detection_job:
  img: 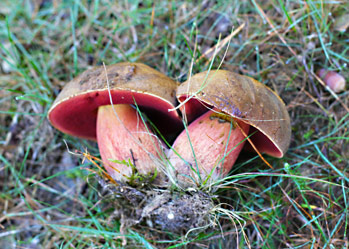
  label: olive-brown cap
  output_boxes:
[48,62,182,140]
[176,70,291,158]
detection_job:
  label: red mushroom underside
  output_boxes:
[48,90,181,140]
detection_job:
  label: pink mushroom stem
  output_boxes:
[168,109,250,185]
[97,104,164,182]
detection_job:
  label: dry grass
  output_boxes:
[0,0,348,248]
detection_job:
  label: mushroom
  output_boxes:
[168,70,291,185]
[48,62,182,182]
[316,69,346,93]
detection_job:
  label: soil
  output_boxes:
[96,175,215,235]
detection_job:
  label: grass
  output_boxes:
[1,0,348,248]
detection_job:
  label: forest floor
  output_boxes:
[0,0,348,248]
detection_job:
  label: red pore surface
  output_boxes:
[168,109,250,184]
[178,97,283,158]
[97,104,164,181]
[48,90,181,140]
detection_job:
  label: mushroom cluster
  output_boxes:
[48,63,291,187]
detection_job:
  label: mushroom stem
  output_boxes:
[168,110,249,185]
[96,104,164,182]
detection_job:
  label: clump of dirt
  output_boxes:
[149,190,214,233]
[96,175,215,234]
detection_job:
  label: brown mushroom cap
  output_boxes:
[48,62,182,140]
[176,70,291,158]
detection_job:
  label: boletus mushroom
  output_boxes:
[168,70,291,185]
[48,62,182,182]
